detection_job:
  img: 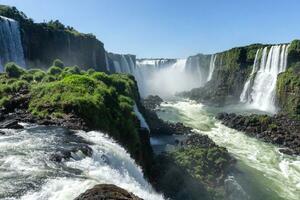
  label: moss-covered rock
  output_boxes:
[0,61,152,175]
[180,44,265,105]
[276,67,300,117]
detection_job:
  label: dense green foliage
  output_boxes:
[275,41,300,117]
[277,67,300,117]
[0,61,142,157]
[4,62,26,78]
[171,146,231,186]
[180,44,265,105]
[287,40,300,67]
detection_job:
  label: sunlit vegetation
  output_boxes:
[0,60,141,156]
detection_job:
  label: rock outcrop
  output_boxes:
[0,5,107,71]
[217,112,300,155]
[74,184,143,200]
[180,44,265,106]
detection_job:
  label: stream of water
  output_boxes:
[157,100,300,200]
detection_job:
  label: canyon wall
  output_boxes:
[0,5,107,71]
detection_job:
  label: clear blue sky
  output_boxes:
[0,0,299,58]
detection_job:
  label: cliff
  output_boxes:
[181,44,264,105]
[276,40,300,117]
[0,5,107,71]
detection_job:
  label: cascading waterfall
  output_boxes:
[207,54,217,81]
[104,53,110,71]
[157,100,300,200]
[0,16,26,71]
[240,49,261,102]
[0,125,164,200]
[107,55,214,97]
[240,44,289,113]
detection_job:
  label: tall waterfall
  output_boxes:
[0,16,26,71]
[240,44,289,113]
[240,49,261,102]
[0,125,164,200]
[207,54,217,81]
[107,54,213,97]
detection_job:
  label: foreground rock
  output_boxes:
[74,184,143,200]
[217,113,300,155]
[142,95,163,110]
[151,134,235,200]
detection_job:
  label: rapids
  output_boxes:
[0,124,164,200]
[157,100,300,200]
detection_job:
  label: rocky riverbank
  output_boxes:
[141,96,235,200]
[217,112,300,155]
[75,184,143,200]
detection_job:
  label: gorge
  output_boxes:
[0,4,300,200]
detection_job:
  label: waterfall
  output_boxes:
[0,16,26,71]
[105,53,110,71]
[240,44,289,113]
[134,104,150,131]
[207,54,217,81]
[240,49,261,102]
[120,55,132,73]
[0,125,164,200]
[107,54,212,97]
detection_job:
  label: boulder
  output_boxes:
[74,184,143,200]
[0,119,23,129]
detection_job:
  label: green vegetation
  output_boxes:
[0,61,141,158]
[5,62,26,78]
[170,146,231,187]
[180,44,265,105]
[277,67,300,117]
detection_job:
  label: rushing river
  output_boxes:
[157,100,300,200]
[0,124,164,200]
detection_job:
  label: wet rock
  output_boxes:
[142,95,163,111]
[50,144,93,162]
[0,119,23,129]
[74,184,143,200]
[217,112,300,155]
[184,134,216,148]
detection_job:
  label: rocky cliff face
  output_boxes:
[276,40,300,117]
[181,44,264,105]
[0,5,107,71]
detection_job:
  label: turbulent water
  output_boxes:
[0,16,26,71]
[157,100,300,200]
[0,124,164,200]
[107,55,218,97]
[240,45,289,113]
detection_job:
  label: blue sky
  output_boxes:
[0,0,299,58]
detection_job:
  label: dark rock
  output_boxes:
[0,130,5,135]
[74,184,143,200]
[142,95,163,111]
[0,119,23,129]
[184,134,216,148]
[217,112,300,155]
[50,144,93,162]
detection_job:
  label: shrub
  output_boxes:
[5,62,25,78]
[87,69,96,75]
[33,70,46,82]
[52,59,64,69]
[48,66,62,76]
[10,80,29,92]
[0,96,10,108]
[42,75,56,82]
[20,73,34,82]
